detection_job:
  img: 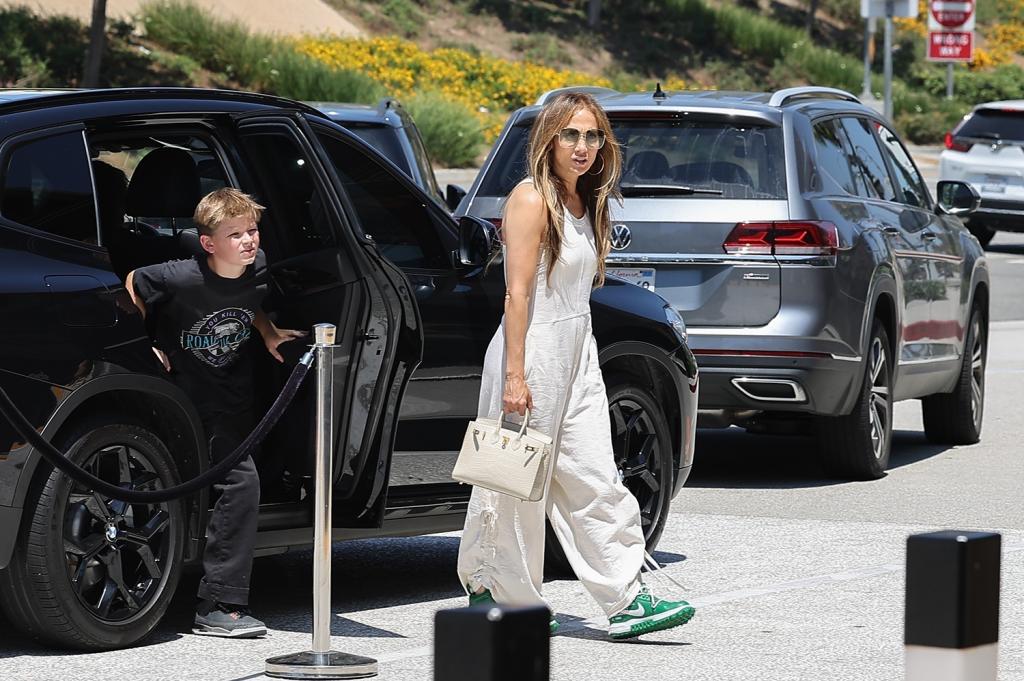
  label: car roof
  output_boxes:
[308,98,407,127]
[975,100,1024,112]
[0,88,79,103]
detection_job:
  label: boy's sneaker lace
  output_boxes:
[608,584,695,640]
[193,602,267,638]
[467,586,559,634]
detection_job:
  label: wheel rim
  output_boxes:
[868,337,890,461]
[63,444,172,624]
[609,395,666,542]
[970,315,985,432]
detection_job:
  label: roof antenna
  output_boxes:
[653,82,666,100]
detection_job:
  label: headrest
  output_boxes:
[125,147,200,218]
[625,151,669,181]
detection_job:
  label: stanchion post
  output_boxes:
[905,531,1000,681]
[266,324,378,680]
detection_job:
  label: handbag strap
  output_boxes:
[499,408,531,441]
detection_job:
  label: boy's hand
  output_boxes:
[264,327,307,363]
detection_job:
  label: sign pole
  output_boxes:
[946,62,954,99]
[862,17,873,99]
[883,0,894,121]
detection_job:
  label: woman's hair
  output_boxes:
[520,92,621,287]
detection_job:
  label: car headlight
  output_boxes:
[663,304,687,344]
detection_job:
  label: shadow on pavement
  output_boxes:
[688,426,953,489]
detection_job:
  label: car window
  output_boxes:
[406,124,441,197]
[345,124,411,176]
[0,131,98,245]
[956,108,1024,142]
[839,118,896,202]
[811,119,859,196]
[240,128,337,257]
[477,123,530,198]
[873,122,929,209]
[613,119,786,199]
[317,131,449,269]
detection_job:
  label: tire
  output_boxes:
[0,421,185,650]
[545,375,674,575]
[816,322,893,480]
[922,305,986,444]
[967,221,995,248]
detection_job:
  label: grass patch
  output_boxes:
[512,33,573,67]
[404,90,484,167]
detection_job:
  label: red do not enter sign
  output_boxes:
[930,0,973,28]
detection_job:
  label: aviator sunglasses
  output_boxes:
[556,127,607,149]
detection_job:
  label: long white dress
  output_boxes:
[456,193,647,616]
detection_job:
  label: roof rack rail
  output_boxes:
[534,86,619,106]
[768,86,860,108]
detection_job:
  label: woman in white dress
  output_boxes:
[456,92,695,639]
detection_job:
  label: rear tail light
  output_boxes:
[944,132,972,152]
[723,221,838,256]
[486,217,503,241]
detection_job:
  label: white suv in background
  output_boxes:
[939,100,1024,247]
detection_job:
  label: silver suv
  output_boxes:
[458,86,990,479]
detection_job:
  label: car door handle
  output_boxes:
[882,226,901,237]
[921,230,939,241]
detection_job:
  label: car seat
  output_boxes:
[623,150,670,183]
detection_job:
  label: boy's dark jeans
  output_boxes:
[197,410,260,607]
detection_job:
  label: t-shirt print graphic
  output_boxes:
[181,307,255,368]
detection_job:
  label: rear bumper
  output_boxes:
[692,350,863,416]
[971,198,1024,230]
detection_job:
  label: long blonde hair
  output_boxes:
[521,92,621,287]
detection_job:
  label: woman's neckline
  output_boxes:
[565,205,587,222]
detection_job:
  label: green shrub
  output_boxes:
[380,0,426,38]
[915,64,1024,104]
[140,0,382,103]
[512,33,573,68]
[404,90,484,167]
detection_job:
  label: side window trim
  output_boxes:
[868,118,934,210]
[0,123,102,249]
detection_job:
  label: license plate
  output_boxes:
[982,175,1007,193]
[608,267,655,292]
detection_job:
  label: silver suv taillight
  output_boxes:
[723,221,839,256]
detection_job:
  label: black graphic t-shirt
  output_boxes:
[132,251,268,419]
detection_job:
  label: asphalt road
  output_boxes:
[3,151,1023,680]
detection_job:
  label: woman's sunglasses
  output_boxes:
[556,127,607,149]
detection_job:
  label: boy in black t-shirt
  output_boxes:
[127,188,305,638]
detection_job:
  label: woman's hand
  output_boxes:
[503,373,534,416]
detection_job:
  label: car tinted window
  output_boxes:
[1,131,98,244]
[839,117,896,202]
[345,124,410,176]
[957,108,1024,142]
[874,122,929,208]
[811,119,859,195]
[406,124,441,197]
[476,123,530,197]
[614,119,786,199]
[317,132,448,269]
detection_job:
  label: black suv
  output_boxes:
[0,88,697,649]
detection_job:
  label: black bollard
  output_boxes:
[905,530,1001,681]
[435,605,550,681]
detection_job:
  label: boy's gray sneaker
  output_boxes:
[193,603,267,638]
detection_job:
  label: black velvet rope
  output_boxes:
[0,354,313,503]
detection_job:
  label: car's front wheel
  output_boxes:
[816,322,893,480]
[545,375,674,574]
[922,304,986,444]
[0,421,185,650]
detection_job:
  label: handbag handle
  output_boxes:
[497,409,531,442]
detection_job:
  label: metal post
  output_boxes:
[946,62,955,99]
[862,17,873,99]
[883,0,894,121]
[266,324,378,680]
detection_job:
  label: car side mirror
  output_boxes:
[446,184,467,212]
[456,216,497,268]
[936,180,980,217]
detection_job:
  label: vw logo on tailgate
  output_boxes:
[610,223,632,250]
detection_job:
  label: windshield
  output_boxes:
[477,117,786,199]
[956,108,1024,142]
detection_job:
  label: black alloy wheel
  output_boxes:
[0,422,185,650]
[544,377,673,575]
[922,304,987,444]
[817,321,893,480]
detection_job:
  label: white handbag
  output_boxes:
[452,409,553,502]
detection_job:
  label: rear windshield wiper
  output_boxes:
[619,183,724,197]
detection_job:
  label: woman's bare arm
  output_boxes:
[501,183,546,415]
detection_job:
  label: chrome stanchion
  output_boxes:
[266,324,378,680]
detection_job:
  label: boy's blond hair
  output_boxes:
[193,188,265,236]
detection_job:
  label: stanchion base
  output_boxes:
[265,651,378,679]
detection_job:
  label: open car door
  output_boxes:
[231,112,422,527]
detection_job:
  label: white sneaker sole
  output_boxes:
[192,624,267,638]
[608,603,693,637]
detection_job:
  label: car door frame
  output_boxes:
[231,110,423,527]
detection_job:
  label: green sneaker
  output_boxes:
[608,586,695,640]
[467,587,559,634]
